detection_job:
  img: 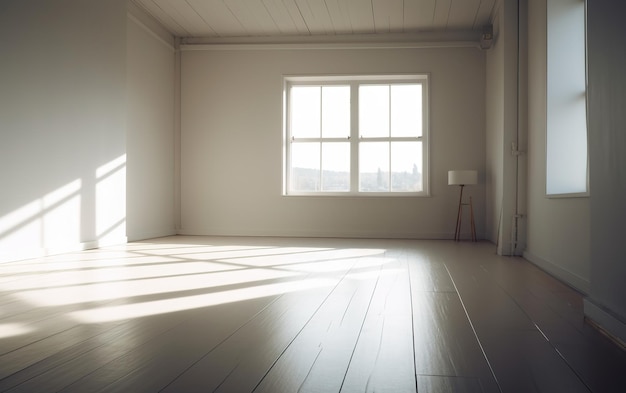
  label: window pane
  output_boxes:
[359,85,389,137]
[322,86,350,138]
[391,141,422,192]
[546,0,587,195]
[359,142,389,191]
[291,142,320,191]
[321,142,350,191]
[391,84,422,137]
[291,86,320,138]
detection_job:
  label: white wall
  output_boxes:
[523,0,590,292]
[585,0,626,344]
[180,46,486,239]
[126,10,176,241]
[0,0,127,262]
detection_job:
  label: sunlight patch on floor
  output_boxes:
[0,323,34,339]
[13,267,305,306]
[1,240,394,324]
[1,261,241,291]
[214,248,386,267]
[69,277,339,323]
[0,255,183,276]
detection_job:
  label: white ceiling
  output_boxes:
[131,0,497,40]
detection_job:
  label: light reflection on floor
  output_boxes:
[0,236,393,329]
[68,277,341,323]
[0,323,34,339]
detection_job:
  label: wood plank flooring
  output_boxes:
[0,236,624,393]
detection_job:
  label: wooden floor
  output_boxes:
[0,236,624,393]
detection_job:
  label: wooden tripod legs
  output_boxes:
[454,185,464,241]
[454,185,477,242]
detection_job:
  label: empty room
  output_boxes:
[1,0,625,392]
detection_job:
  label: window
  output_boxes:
[284,75,429,196]
[546,0,588,196]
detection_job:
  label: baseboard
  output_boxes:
[523,250,590,294]
[584,298,626,349]
[176,227,480,240]
[127,229,177,242]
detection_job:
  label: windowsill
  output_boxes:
[545,191,590,199]
[283,192,431,198]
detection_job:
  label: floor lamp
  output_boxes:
[448,170,478,242]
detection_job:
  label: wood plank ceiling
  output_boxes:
[131,0,497,39]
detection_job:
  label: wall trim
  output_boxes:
[523,250,590,293]
[126,5,175,52]
[180,30,481,50]
[127,229,177,243]
[127,13,175,52]
[176,227,484,241]
[181,41,480,52]
[584,298,626,348]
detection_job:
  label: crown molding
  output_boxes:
[180,31,481,51]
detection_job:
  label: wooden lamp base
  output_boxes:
[454,185,477,242]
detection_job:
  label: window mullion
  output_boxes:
[388,85,392,191]
[319,87,323,190]
[286,83,294,194]
[388,142,392,192]
[350,83,359,193]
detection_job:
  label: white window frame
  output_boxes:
[546,0,589,198]
[283,74,429,197]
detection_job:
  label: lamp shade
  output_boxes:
[448,170,478,186]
